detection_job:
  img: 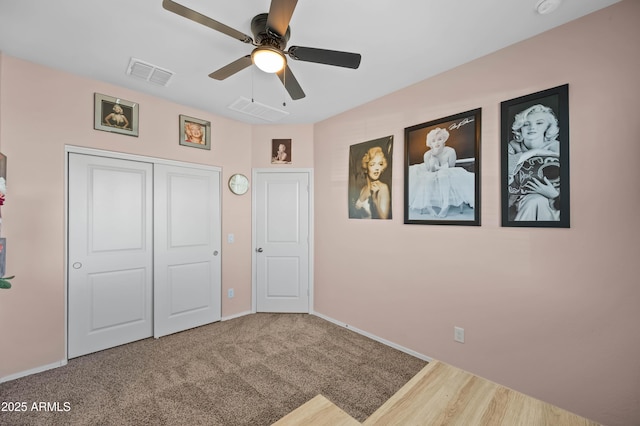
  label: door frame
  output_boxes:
[251,168,314,314]
[64,145,221,361]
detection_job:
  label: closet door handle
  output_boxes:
[256,248,263,253]
[213,251,219,256]
[72,262,82,269]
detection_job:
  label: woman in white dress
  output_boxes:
[408,127,474,217]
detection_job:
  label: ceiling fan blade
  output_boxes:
[208,55,253,80]
[266,0,298,38]
[163,0,253,44]
[276,65,305,100]
[288,46,361,69]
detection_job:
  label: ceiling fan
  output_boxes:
[162,0,362,100]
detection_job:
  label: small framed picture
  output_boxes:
[500,84,569,228]
[179,115,211,150]
[404,109,481,225]
[94,93,139,137]
[271,139,292,164]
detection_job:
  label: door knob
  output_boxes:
[72,262,82,269]
[256,247,263,253]
[213,251,219,256]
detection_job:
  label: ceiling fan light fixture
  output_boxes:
[252,46,286,73]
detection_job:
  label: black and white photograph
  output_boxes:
[501,84,569,228]
[404,109,481,226]
[94,93,139,137]
[271,139,292,164]
[348,136,393,220]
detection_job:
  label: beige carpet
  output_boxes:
[0,313,426,425]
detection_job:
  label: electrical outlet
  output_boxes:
[228,288,234,298]
[454,326,465,343]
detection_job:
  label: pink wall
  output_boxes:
[0,56,255,376]
[312,2,639,426]
[226,124,314,312]
[251,123,314,168]
[0,52,317,382]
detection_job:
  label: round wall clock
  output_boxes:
[228,173,249,195]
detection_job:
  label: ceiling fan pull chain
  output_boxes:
[282,68,287,106]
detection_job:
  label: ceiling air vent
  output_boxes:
[126,58,174,87]
[228,97,290,122]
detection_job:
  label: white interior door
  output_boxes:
[68,153,153,358]
[254,171,310,313]
[153,164,221,338]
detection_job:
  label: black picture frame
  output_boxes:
[94,93,139,137]
[404,109,481,225]
[500,84,569,228]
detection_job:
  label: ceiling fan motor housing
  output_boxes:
[251,13,290,50]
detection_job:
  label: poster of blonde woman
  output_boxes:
[179,115,211,150]
[349,136,393,219]
[500,84,570,228]
[404,109,481,226]
[94,93,139,137]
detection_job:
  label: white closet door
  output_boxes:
[68,154,153,358]
[153,164,221,338]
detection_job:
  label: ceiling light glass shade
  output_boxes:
[252,47,286,73]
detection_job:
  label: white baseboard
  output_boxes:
[221,310,253,322]
[312,312,433,362]
[0,359,68,384]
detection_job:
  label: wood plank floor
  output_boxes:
[363,361,598,425]
[273,360,600,425]
[272,395,360,426]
